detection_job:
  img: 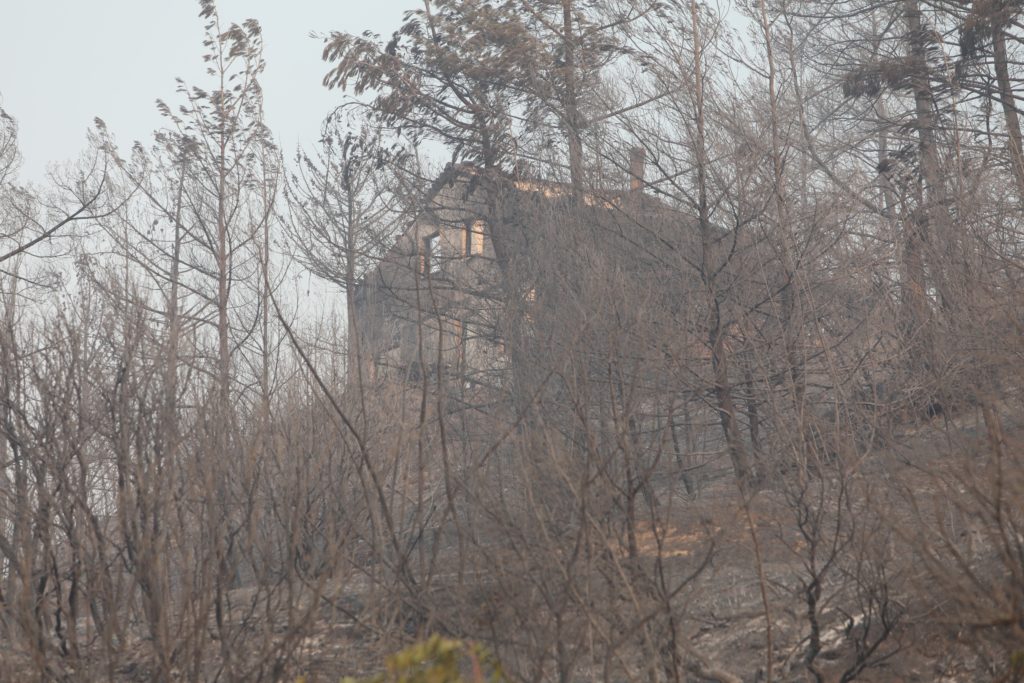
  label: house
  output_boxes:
[349,150,737,400]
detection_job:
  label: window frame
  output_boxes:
[422,231,441,276]
[464,220,485,256]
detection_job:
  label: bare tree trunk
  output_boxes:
[991,26,1024,199]
[562,0,584,194]
[758,0,804,410]
[689,0,753,490]
[901,0,943,381]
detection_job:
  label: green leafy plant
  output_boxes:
[296,635,506,683]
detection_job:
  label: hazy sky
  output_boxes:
[0,0,412,183]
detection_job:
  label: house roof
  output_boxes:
[352,162,722,301]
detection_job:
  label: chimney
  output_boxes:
[629,147,646,195]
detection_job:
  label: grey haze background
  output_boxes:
[0,0,411,183]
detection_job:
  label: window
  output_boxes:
[422,232,441,275]
[464,220,485,256]
[523,288,536,325]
